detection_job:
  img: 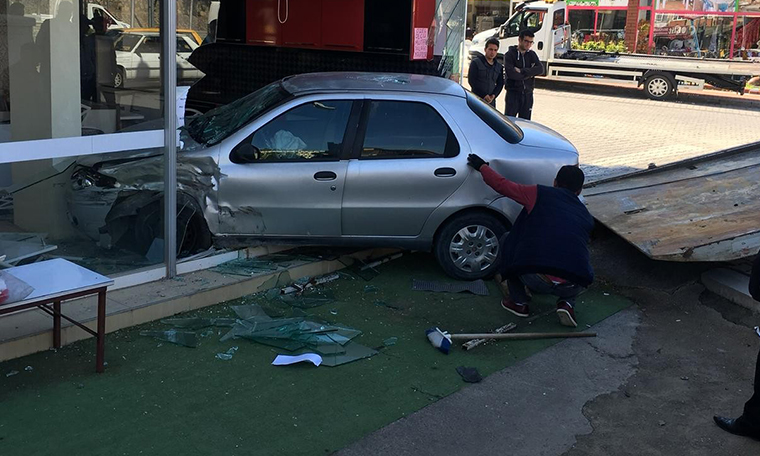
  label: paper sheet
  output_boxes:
[272,353,322,367]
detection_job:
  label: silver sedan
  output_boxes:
[67,72,579,280]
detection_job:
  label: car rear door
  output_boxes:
[341,95,469,237]
[216,96,360,236]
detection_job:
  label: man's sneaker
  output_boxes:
[556,301,578,327]
[501,298,529,317]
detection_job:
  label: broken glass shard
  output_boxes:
[383,337,398,347]
[139,329,198,348]
[216,346,239,361]
[231,304,273,321]
[319,342,378,367]
[160,317,237,329]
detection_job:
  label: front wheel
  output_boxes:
[434,212,507,280]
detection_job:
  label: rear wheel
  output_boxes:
[644,72,675,100]
[114,67,125,89]
[434,212,507,280]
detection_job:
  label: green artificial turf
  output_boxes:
[0,253,631,456]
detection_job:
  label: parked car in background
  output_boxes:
[112,29,204,88]
[66,72,579,280]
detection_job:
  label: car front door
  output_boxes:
[216,97,359,236]
[341,96,469,237]
[134,35,161,83]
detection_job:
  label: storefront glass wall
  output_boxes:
[0,0,202,279]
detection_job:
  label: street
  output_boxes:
[484,79,760,182]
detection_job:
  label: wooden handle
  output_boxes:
[450,332,596,340]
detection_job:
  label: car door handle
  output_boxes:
[434,167,457,177]
[314,171,337,181]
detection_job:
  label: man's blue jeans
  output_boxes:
[507,274,585,307]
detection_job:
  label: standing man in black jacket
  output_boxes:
[504,30,544,120]
[714,250,760,439]
[468,38,504,107]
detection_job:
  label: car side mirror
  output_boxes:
[230,143,261,164]
[498,27,506,39]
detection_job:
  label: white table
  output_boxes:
[0,259,114,373]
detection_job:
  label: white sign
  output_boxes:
[413,27,429,60]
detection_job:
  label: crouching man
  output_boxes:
[467,153,594,327]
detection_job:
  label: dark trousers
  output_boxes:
[739,345,760,430]
[507,274,585,307]
[505,90,534,120]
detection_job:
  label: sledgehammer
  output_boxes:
[425,326,596,354]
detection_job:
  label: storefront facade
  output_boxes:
[467,0,760,58]
[567,0,760,58]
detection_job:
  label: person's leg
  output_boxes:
[505,91,520,117]
[739,345,760,429]
[552,282,584,328]
[715,344,760,438]
[503,275,531,317]
[519,91,534,120]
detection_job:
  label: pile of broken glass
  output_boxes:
[145,304,377,367]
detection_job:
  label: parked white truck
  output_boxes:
[469,0,759,100]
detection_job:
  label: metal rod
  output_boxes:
[162,0,178,278]
[450,332,596,340]
[38,304,98,337]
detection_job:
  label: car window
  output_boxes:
[115,34,141,52]
[466,92,523,144]
[505,10,545,38]
[139,36,161,54]
[247,100,353,162]
[177,37,194,53]
[360,101,458,159]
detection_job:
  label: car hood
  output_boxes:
[514,119,577,154]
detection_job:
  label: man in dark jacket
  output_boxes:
[467,153,594,327]
[503,30,544,120]
[468,38,504,107]
[714,250,760,439]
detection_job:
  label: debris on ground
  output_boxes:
[383,337,398,347]
[462,323,517,351]
[160,317,237,329]
[220,304,377,367]
[412,279,489,296]
[455,366,483,383]
[374,300,404,311]
[211,258,281,276]
[364,285,379,293]
[281,273,340,295]
[272,353,322,366]
[215,346,239,361]
[24,366,32,372]
[6,370,19,377]
[139,329,199,348]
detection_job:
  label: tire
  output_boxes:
[434,212,507,280]
[133,200,212,257]
[114,68,125,89]
[643,72,675,100]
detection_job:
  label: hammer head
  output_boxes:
[425,327,452,354]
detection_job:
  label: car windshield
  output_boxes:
[115,34,141,52]
[465,92,523,144]
[183,82,293,146]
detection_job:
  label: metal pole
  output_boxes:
[459,0,468,83]
[130,0,134,28]
[190,0,194,31]
[162,0,178,278]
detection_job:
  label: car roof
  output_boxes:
[281,72,466,98]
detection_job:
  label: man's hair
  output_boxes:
[519,30,535,40]
[485,38,500,49]
[555,165,585,193]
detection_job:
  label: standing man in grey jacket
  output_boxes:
[468,38,504,107]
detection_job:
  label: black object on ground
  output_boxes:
[412,279,490,296]
[456,366,483,383]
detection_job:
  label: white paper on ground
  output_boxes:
[272,353,322,367]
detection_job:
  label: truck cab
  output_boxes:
[469,1,569,67]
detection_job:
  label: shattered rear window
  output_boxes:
[183,82,292,146]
